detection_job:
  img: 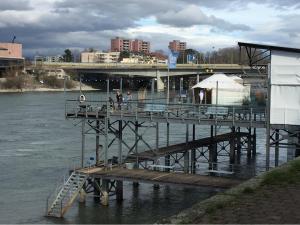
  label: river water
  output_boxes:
[0,92,290,224]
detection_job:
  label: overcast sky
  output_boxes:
[0,0,299,57]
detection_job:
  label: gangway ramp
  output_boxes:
[127,132,249,161]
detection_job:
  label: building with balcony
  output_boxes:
[81,51,120,63]
[111,37,150,53]
[168,40,187,52]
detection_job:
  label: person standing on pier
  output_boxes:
[116,91,123,110]
[125,91,133,110]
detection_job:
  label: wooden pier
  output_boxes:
[78,167,241,189]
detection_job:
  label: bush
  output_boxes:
[2,76,24,89]
[65,80,75,89]
[43,76,64,88]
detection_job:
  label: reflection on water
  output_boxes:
[0,92,291,224]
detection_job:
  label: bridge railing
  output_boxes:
[65,98,266,125]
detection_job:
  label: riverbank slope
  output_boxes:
[164,157,300,224]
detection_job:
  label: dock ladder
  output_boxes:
[46,171,88,217]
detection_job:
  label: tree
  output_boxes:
[177,49,199,64]
[63,49,73,62]
[118,51,130,62]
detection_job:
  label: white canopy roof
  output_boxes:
[192,73,245,90]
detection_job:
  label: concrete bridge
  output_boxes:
[37,62,259,77]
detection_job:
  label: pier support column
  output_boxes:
[229,127,236,164]
[253,115,257,155]
[154,122,160,189]
[96,120,100,166]
[116,180,123,202]
[236,127,241,163]
[81,119,86,168]
[133,121,139,187]
[79,189,86,203]
[165,123,170,172]
[209,125,218,170]
[118,120,123,165]
[191,124,196,174]
[275,129,279,167]
[184,124,190,173]
[247,128,252,158]
[101,179,109,206]
[94,178,101,201]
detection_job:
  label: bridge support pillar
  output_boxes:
[156,71,164,91]
[116,181,123,202]
[101,179,109,206]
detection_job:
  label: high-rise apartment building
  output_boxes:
[111,37,150,53]
[168,40,186,52]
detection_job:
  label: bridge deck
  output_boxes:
[127,132,249,161]
[78,167,241,189]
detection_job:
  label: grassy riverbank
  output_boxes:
[164,157,300,224]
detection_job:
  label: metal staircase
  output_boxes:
[46,171,88,217]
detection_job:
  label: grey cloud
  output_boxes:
[156,5,251,31]
[0,0,32,11]
[1,0,299,57]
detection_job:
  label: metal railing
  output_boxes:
[65,99,266,126]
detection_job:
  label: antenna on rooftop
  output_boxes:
[12,36,16,43]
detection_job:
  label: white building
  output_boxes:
[81,51,120,63]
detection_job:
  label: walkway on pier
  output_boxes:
[127,132,249,161]
[78,167,241,189]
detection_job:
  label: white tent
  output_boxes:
[192,73,250,105]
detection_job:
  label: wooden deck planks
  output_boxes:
[83,168,241,188]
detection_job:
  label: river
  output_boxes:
[0,91,289,224]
